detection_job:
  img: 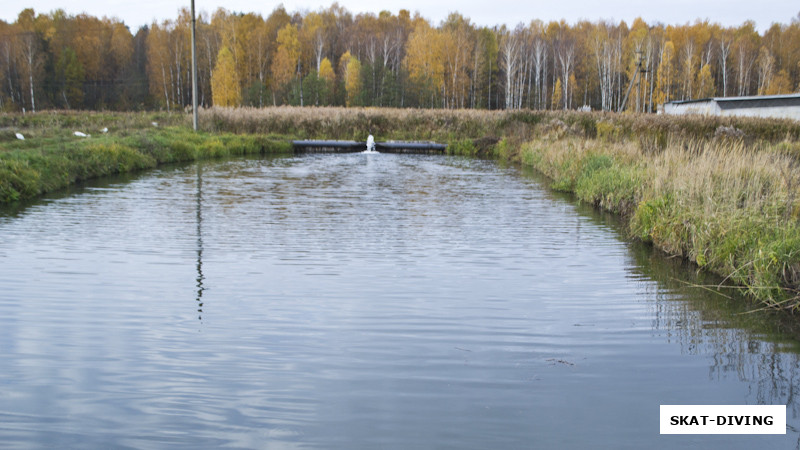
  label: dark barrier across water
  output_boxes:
[291,140,447,154]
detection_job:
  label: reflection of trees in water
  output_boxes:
[707,342,799,411]
[707,349,800,447]
[519,167,800,446]
[628,242,800,433]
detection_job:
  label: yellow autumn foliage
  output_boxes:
[211,46,241,107]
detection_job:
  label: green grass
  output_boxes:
[0,112,291,202]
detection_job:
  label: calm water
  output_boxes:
[0,153,799,449]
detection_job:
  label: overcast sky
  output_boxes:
[4,1,799,33]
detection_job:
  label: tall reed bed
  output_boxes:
[199,106,506,141]
[521,133,800,310]
[199,106,800,148]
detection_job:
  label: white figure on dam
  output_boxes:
[366,134,376,152]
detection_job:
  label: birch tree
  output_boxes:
[500,24,523,109]
[654,41,675,106]
[591,22,621,111]
[555,30,575,109]
[717,29,733,96]
[211,46,240,106]
[756,46,774,95]
[271,23,300,104]
[441,13,473,109]
[404,20,444,107]
[732,22,759,96]
[15,9,41,112]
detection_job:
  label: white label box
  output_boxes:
[660,405,786,434]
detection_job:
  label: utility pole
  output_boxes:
[618,50,648,113]
[191,0,199,131]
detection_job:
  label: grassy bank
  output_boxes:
[0,111,291,202]
[2,107,800,311]
[520,134,800,309]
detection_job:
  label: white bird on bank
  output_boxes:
[74,131,90,138]
[15,133,24,140]
[151,121,158,127]
[101,127,108,133]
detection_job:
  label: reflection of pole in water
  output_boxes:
[196,165,204,322]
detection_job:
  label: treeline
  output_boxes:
[1,6,799,112]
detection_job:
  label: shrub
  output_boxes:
[0,159,40,202]
[447,139,477,156]
[597,121,623,142]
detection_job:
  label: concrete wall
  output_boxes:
[662,101,720,116]
[719,106,800,121]
[662,99,800,121]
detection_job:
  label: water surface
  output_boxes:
[0,153,798,449]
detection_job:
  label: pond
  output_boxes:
[0,152,798,449]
